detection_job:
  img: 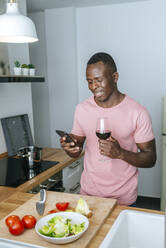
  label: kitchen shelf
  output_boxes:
[0,75,45,83]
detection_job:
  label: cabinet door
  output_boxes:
[63,158,83,193]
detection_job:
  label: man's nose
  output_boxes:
[91,80,99,90]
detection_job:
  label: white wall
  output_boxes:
[44,7,78,148]
[76,0,166,197]
[0,0,34,154]
[29,12,51,147]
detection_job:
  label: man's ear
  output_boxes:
[112,72,119,83]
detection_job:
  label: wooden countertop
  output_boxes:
[0,190,163,247]
[0,187,16,202]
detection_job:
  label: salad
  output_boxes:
[39,215,85,238]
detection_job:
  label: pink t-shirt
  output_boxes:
[71,95,154,205]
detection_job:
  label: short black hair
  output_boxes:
[87,52,117,73]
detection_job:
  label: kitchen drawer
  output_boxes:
[64,182,81,194]
[63,159,82,178]
[63,158,83,193]
[63,167,81,191]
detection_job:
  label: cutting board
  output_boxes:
[0,191,116,248]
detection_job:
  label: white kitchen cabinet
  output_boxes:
[63,157,84,194]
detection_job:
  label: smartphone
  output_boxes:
[56,130,76,144]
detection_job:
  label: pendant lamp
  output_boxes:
[0,0,38,43]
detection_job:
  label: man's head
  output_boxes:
[87,52,117,75]
[86,52,119,106]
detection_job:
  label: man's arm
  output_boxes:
[60,134,85,158]
[99,138,157,168]
[119,139,156,168]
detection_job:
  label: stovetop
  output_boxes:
[0,157,59,187]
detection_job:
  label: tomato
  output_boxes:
[8,220,24,235]
[22,215,37,229]
[5,215,20,228]
[56,202,69,211]
[48,209,59,214]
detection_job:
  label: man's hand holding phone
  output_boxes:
[56,130,82,156]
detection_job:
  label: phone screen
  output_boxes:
[56,130,76,144]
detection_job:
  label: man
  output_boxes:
[60,52,156,206]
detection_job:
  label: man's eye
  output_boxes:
[97,79,102,83]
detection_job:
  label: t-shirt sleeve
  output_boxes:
[134,108,154,143]
[71,105,85,137]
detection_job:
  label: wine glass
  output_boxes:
[96,117,111,161]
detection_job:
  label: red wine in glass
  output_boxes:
[96,117,111,161]
[96,117,111,140]
[96,130,111,140]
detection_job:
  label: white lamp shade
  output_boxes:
[0,3,38,43]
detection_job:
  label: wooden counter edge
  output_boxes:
[0,152,8,159]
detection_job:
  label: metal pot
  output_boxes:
[17,146,43,167]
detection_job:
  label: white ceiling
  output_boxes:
[27,0,147,12]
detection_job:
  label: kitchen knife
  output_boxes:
[36,189,46,215]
